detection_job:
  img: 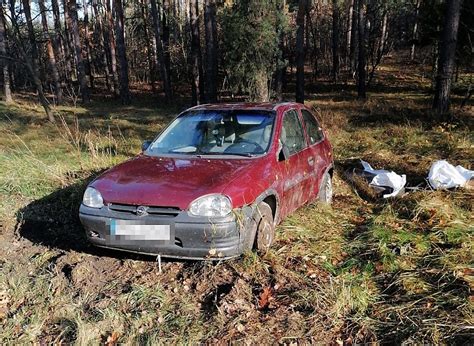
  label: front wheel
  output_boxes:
[318,172,333,204]
[253,202,275,253]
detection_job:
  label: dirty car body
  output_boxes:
[79,102,334,260]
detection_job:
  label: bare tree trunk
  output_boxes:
[346,0,353,67]
[162,0,172,96]
[51,0,64,54]
[275,41,286,101]
[275,0,286,101]
[305,5,310,54]
[410,0,421,61]
[307,6,318,79]
[0,2,12,102]
[7,0,15,94]
[150,0,172,100]
[367,7,388,87]
[254,70,269,102]
[204,0,218,102]
[460,83,472,108]
[196,0,205,104]
[380,9,388,55]
[106,0,119,94]
[431,38,438,89]
[21,0,55,121]
[62,0,76,81]
[51,0,69,85]
[67,0,90,103]
[331,0,339,82]
[83,0,94,89]
[114,0,130,104]
[38,0,62,104]
[92,0,112,91]
[350,0,358,74]
[357,0,366,99]
[190,0,204,105]
[140,0,156,93]
[171,0,178,42]
[296,0,306,103]
[433,0,463,116]
[8,59,14,92]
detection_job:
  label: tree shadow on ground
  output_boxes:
[15,169,161,262]
[347,105,473,129]
[340,216,473,344]
[1,94,190,141]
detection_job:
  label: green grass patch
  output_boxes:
[0,61,473,343]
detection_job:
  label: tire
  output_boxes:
[318,172,333,204]
[253,202,275,253]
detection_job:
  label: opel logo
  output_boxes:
[136,206,148,216]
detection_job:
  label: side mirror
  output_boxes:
[277,141,290,161]
[142,140,152,152]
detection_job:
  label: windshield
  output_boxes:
[146,110,275,157]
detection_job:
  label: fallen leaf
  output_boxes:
[375,262,384,273]
[258,286,273,310]
[462,268,474,276]
[106,331,119,346]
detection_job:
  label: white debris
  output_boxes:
[361,160,407,198]
[428,160,474,189]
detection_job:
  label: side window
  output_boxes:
[301,109,324,144]
[280,110,306,155]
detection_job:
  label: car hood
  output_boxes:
[91,155,256,209]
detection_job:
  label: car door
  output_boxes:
[277,109,309,218]
[300,108,327,200]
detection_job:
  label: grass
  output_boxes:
[0,57,473,343]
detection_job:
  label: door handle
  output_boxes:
[307,157,314,166]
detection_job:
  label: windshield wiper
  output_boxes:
[222,152,256,157]
[194,151,256,158]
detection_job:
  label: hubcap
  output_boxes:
[258,218,272,247]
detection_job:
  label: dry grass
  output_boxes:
[0,59,473,343]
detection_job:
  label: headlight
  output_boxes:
[83,187,104,208]
[188,194,232,217]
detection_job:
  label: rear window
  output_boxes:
[301,109,324,144]
[281,109,307,155]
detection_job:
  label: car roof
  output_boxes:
[187,102,302,112]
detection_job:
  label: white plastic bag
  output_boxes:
[428,160,474,189]
[360,160,407,198]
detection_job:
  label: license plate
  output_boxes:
[109,219,171,241]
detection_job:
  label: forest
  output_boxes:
[0,0,472,115]
[0,0,473,344]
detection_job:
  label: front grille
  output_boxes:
[108,203,180,217]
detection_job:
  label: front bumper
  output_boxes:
[79,204,256,260]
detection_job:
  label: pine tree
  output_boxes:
[433,0,463,116]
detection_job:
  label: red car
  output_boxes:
[79,102,333,259]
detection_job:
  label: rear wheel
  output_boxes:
[253,202,275,253]
[318,172,333,204]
